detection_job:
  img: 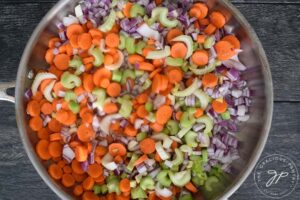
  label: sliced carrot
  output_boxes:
[139,62,155,71]
[212,99,228,114]
[154,152,162,162]
[222,35,241,49]
[215,40,236,61]
[27,100,41,117]
[94,174,105,183]
[29,116,43,131]
[149,68,162,79]
[204,23,217,35]
[128,54,145,65]
[70,35,79,48]
[189,3,208,19]
[37,128,50,140]
[66,24,84,39]
[53,82,65,96]
[62,173,75,187]
[109,143,127,156]
[150,122,164,133]
[82,73,94,92]
[120,178,131,193]
[103,102,118,114]
[166,28,183,44]
[199,18,210,26]
[123,2,133,18]
[48,118,62,132]
[72,159,85,175]
[56,109,69,123]
[194,108,204,118]
[48,37,60,48]
[36,139,51,160]
[139,138,156,154]
[197,35,206,44]
[73,185,84,196]
[53,53,70,70]
[105,33,120,48]
[95,146,108,157]
[78,33,93,50]
[171,141,178,150]
[48,163,63,180]
[49,133,62,142]
[167,68,183,84]
[192,50,209,66]
[77,124,96,142]
[83,56,95,65]
[57,160,66,168]
[210,11,226,28]
[104,54,114,65]
[89,28,103,38]
[63,165,73,174]
[106,82,121,97]
[175,111,183,121]
[124,125,137,137]
[142,47,155,57]
[48,141,62,158]
[87,163,103,178]
[41,102,53,115]
[134,154,148,166]
[100,78,111,88]
[75,145,88,162]
[136,105,148,119]
[83,176,95,190]
[202,73,218,88]
[93,68,112,86]
[170,42,187,58]
[156,105,173,125]
[45,49,54,64]
[152,74,162,93]
[136,93,149,104]
[152,59,164,68]
[185,182,198,193]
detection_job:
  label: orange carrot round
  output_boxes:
[36,139,51,160]
[156,105,173,125]
[212,99,228,113]
[171,42,187,58]
[124,125,137,137]
[202,73,218,88]
[29,116,43,131]
[139,138,156,154]
[77,124,96,142]
[66,24,84,39]
[48,163,63,180]
[120,178,131,193]
[62,173,75,187]
[192,50,209,66]
[71,159,85,175]
[109,143,127,156]
[215,40,236,61]
[82,176,95,190]
[48,141,62,158]
[167,68,183,84]
[53,53,70,70]
[87,163,103,178]
[166,28,183,44]
[27,100,41,117]
[78,33,93,50]
[73,185,84,196]
[105,33,120,48]
[75,145,88,162]
[103,102,118,114]
[106,82,121,97]
[41,102,53,115]
[222,35,241,49]
[210,11,226,28]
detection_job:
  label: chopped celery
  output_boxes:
[190,62,216,75]
[166,120,179,135]
[92,88,106,111]
[202,149,208,163]
[69,101,80,114]
[127,153,139,172]
[121,173,127,179]
[172,78,199,97]
[130,180,137,188]
[169,148,184,166]
[191,156,207,186]
[135,173,144,183]
[107,176,121,195]
[118,34,126,50]
[205,176,219,192]
[61,72,81,89]
[135,69,144,77]
[180,112,196,128]
[130,4,145,17]
[146,46,171,59]
[101,184,108,194]
[136,41,147,55]
[99,10,116,32]
[179,194,193,200]
[150,7,178,28]
[181,62,189,72]
[196,115,213,134]
[156,170,172,187]
[118,97,133,118]
[193,42,199,51]
[142,79,152,90]
[166,57,184,67]
[184,131,198,148]
[89,47,104,67]
[221,110,231,120]
[179,145,193,155]
[145,102,153,112]
[121,69,135,84]
[64,91,76,102]
[140,176,155,190]
[69,55,82,68]
[171,35,193,58]
[131,187,147,199]
[194,89,211,109]
[168,170,191,187]
[155,142,170,160]
[93,185,101,195]
[171,165,179,172]
[125,37,136,54]
[112,70,122,83]
[177,126,192,138]
[146,112,156,123]
[162,127,170,135]
[136,132,147,142]
[203,36,215,49]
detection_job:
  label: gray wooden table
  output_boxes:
[0,0,299,199]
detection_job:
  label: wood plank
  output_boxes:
[0,101,298,199]
[0,3,299,101]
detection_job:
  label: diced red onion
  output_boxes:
[77,94,86,102]
[43,116,51,127]
[134,119,144,130]
[193,123,205,132]
[63,144,75,163]
[226,68,240,81]
[140,125,150,132]
[212,137,227,149]
[149,168,161,178]
[24,89,32,101]
[136,163,147,174]
[153,95,166,109]
[120,119,128,128]
[223,59,247,71]
[58,31,66,41]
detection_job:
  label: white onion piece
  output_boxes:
[99,114,122,135]
[75,5,84,23]
[42,80,56,102]
[170,136,182,144]
[63,15,79,27]
[101,153,118,171]
[155,142,170,160]
[222,59,246,71]
[137,23,160,41]
[105,50,124,70]
[99,39,110,52]
[31,72,57,95]
[134,119,144,130]
[155,184,172,198]
[128,140,140,151]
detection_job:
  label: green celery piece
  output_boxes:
[171,35,193,58]
[125,37,136,54]
[202,149,208,163]
[118,34,126,50]
[107,176,121,195]
[162,127,170,135]
[180,112,196,128]
[146,46,171,59]
[203,36,215,49]
[92,88,106,111]
[179,145,192,155]
[221,110,231,120]
[136,132,147,142]
[156,170,172,187]
[121,69,135,84]
[93,185,102,195]
[99,10,116,32]
[112,70,123,83]
[204,176,219,192]
[131,187,147,199]
[191,156,207,186]
[89,47,104,67]
[170,148,184,166]
[168,170,191,187]
[61,72,81,89]
[172,78,199,97]
[194,89,211,110]
[189,62,216,75]
[150,7,178,28]
[196,115,213,134]
[135,69,144,77]
[118,97,133,118]
[69,55,82,68]
[184,131,198,148]
[64,91,76,102]
[136,41,147,55]
[130,4,145,17]
[68,101,80,114]
[166,57,184,67]
[101,184,108,194]
[179,194,193,200]
[145,102,153,112]
[127,153,139,172]
[177,126,192,138]
[142,79,152,90]
[140,176,155,190]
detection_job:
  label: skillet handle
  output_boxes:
[0,82,15,103]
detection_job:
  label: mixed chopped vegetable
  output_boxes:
[26,0,251,199]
